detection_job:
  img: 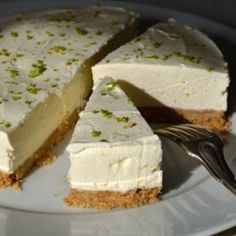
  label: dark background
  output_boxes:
[0,0,235,28]
[122,0,236,28]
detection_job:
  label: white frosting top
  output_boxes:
[92,19,229,111]
[0,6,137,132]
[69,77,155,147]
[98,19,227,73]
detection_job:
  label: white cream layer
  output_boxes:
[67,77,162,192]
[92,19,229,111]
[0,6,138,172]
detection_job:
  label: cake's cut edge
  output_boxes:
[0,109,79,188]
[140,107,230,133]
[64,187,161,210]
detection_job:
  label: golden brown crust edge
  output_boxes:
[64,187,161,210]
[0,110,79,188]
[139,107,230,133]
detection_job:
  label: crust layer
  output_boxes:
[0,110,79,188]
[139,107,230,133]
[64,187,161,210]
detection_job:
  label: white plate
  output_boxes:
[0,0,235,235]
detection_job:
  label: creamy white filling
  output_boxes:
[92,64,229,110]
[0,68,90,172]
[68,136,162,192]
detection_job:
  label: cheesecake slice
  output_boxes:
[92,19,230,132]
[0,6,138,187]
[64,77,162,209]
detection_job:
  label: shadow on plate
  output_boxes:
[160,137,200,195]
[161,131,236,196]
[212,35,236,115]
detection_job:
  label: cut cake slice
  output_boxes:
[0,6,138,187]
[65,77,162,209]
[92,19,230,132]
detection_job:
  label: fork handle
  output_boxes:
[155,127,236,195]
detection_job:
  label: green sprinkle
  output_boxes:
[91,130,101,137]
[26,34,33,40]
[182,54,195,62]
[75,26,88,35]
[26,84,41,94]
[46,31,54,37]
[16,53,24,58]
[207,67,214,72]
[4,122,12,128]
[15,17,22,22]
[96,30,103,35]
[9,69,19,78]
[0,49,10,57]
[162,54,172,61]
[100,139,108,142]
[65,58,79,66]
[127,98,133,105]
[145,55,159,60]
[50,83,57,88]
[59,32,66,37]
[172,51,181,57]
[12,95,21,101]
[124,122,137,129]
[172,51,196,63]
[0,34,4,39]
[94,10,100,18]
[92,110,99,114]
[29,60,47,78]
[196,57,202,64]
[13,53,24,62]
[116,116,129,123]
[50,46,66,55]
[101,109,112,119]
[134,38,141,43]
[153,42,162,49]
[106,81,117,91]
[49,16,62,23]
[24,100,33,105]
[10,31,18,38]
[151,168,158,173]
[100,90,107,96]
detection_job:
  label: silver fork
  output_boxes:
[153,124,236,195]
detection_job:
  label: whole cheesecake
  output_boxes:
[0,6,138,187]
[64,77,162,209]
[92,19,230,132]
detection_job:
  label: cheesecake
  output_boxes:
[64,77,162,209]
[0,6,138,187]
[92,19,230,132]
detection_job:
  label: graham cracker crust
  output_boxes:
[0,110,79,188]
[64,187,161,210]
[139,107,230,133]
